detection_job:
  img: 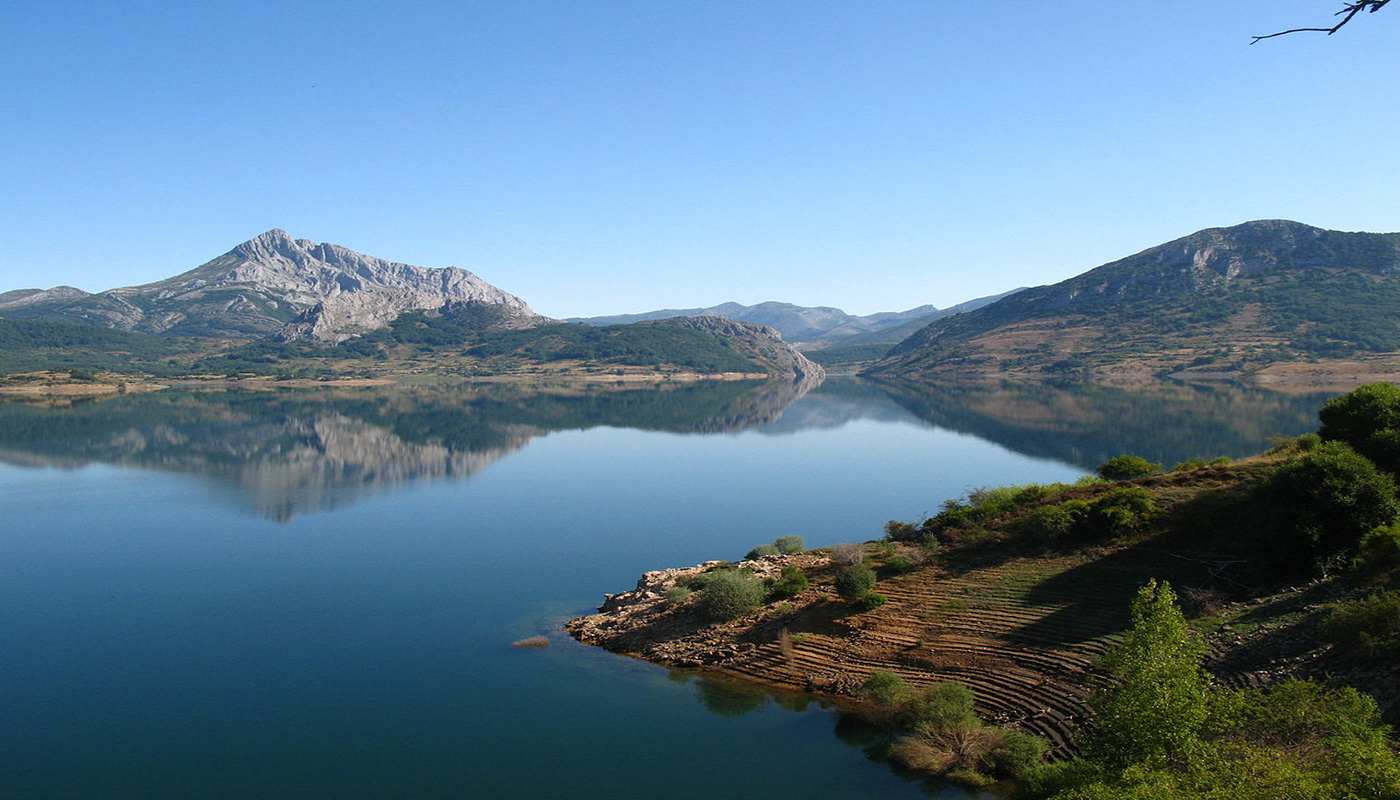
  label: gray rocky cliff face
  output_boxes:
[10,229,550,342]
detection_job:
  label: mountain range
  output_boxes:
[0,230,822,379]
[568,291,1020,348]
[870,219,1400,379]
[7,219,1400,383]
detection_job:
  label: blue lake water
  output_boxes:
[0,377,1333,798]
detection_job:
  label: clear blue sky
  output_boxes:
[2,1,1397,318]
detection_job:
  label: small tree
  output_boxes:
[1087,579,1209,769]
[834,563,877,602]
[773,535,806,554]
[695,570,767,622]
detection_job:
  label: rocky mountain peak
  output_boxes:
[5,231,552,342]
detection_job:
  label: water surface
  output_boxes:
[0,377,1332,798]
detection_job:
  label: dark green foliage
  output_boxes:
[1078,486,1162,541]
[804,344,893,367]
[1318,382,1400,473]
[202,317,766,375]
[884,555,916,573]
[1010,503,1080,548]
[1263,441,1400,572]
[858,669,909,708]
[883,520,918,541]
[834,564,877,602]
[1353,524,1400,581]
[857,591,888,610]
[1321,591,1400,657]
[922,483,1071,536]
[768,565,809,599]
[464,322,761,372]
[693,569,767,622]
[1172,457,1209,471]
[773,535,806,554]
[745,544,780,559]
[664,585,693,605]
[0,318,199,376]
[1096,455,1164,481]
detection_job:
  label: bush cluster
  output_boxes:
[1009,486,1162,548]
[856,671,1047,783]
[1321,590,1400,658]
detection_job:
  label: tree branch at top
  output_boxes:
[1252,0,1390,43]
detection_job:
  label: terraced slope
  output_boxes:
[569,543,1213,758]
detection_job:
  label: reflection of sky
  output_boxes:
[0,389,1042,800]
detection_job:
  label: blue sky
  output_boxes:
[2,1,1397,318]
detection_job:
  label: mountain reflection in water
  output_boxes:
[0,376,1335,521]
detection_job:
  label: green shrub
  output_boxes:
[834,564,877,602]
[745,544,779,560]
[859,669,910,707]
[1353,524,1400,579]
[991,729,1050,776]
[1295,433,1322,452]
[695,570,767,622]
[906,681,977,734]
[664,585,694,605]
[1321,591,1400,657]
[1010,502,1081,547]
[1264,441,1400,571]
[1078,486,1162,541]
[769,565,809,599]
[1173,457,1210,471]
[884,520,918,541]
[1096,454,1164,481]
[885,555,916,573]
[858,591,888,610]
[773,535,806,554]
[1319,381,1400,446]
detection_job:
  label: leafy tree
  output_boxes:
[1086,580,1209,770]
[1264,441,1400,571]
[773,535,806,554]
[1318,382,1400,473]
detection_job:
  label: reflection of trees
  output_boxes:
[0,377,820,520]
[873,378,1334,470]
[693,678,770,718]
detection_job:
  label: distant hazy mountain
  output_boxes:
[0,229,550,343]
[568,293,1021,347]
[870,220,1400,378]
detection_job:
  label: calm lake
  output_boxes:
[0,377,1334,799]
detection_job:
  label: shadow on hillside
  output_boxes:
[1008,542,1217,646]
